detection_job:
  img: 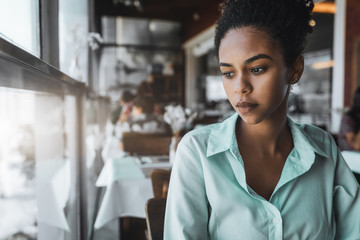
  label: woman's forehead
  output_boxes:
[219,27,282,62]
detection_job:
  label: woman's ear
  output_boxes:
[289,55,304,84]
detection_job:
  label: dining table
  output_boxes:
[93,152,172,230]
[35,158,73,240]
[36,158,71,231]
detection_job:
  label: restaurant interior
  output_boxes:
[0,0,359,239]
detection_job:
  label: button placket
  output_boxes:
[231,147,239,157]
[264,201,283,239]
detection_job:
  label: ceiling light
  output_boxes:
[313,2,336,14]
[311,60,334,69]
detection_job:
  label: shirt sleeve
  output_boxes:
[332,138,360,239]
[164,138,209,240]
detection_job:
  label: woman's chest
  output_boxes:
[202,154,335,239]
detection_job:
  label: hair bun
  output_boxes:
[304,0,314,33]
[305,0,314,11]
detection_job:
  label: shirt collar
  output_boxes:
[206,113,329,159]
[207,113,238,157]
[287,117,329,158]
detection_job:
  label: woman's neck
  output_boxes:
[237,113,292,156]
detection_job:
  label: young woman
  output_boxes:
[164,0,360,239]
[338,87,360,151]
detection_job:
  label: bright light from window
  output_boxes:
[0,0,40,56]
[206,76,227,102]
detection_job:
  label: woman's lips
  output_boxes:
[236,101,258,114]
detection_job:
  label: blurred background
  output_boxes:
[0,0,359,239]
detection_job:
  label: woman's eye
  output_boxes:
[250,67,266,74]
[222,72,235,79]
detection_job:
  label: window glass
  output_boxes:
[59,0,88,83]
[85,97,111,222]
[0,87,79,240]
[0,0,40,56]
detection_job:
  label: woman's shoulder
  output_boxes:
[297,122,327,133]
[185,123,218,137]
[290,120,335,147]
[180,122,221,146]
[181,113,237,147]
[291,121,341,160]
[296,122,332,140]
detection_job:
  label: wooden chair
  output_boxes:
[145,198,167,240]
[119,216,147,240]
[150,169,171,198]
[122,132,172,156]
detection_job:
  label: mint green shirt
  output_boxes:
[164,113,360,239]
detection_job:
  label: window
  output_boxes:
[59,0,89,83]
[0,45,83,239]
[0,0,40,56]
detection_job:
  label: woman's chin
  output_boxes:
[238,113,262,125]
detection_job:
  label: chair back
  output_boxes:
[145,198,167,240]
[122,132,172,156]
[150,169,171,198]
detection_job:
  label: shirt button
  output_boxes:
[273,217,279,225]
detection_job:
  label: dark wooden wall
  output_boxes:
[182,0,223,41]
[345,0,360,106]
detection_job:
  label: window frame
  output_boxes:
[0,4,87,238]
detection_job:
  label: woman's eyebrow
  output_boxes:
[219,54,274,67]
[244,54,273,64]
[219,62,233,67]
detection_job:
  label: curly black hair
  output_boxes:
[214,0,314,67]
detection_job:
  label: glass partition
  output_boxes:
[0,40,85,240]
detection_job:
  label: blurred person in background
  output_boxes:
[338,86,360,151]
[136,74,154,98]
[111,90,135,126]
[136,73,165,114]
[118,90,136,123]
[121,96,170,134]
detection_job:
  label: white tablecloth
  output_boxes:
[36,158,71,231]
[94,155,171,229]
[342,151,360,174]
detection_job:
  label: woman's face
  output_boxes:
[219,27,297,125]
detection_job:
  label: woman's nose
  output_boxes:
[234,74,251,94]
